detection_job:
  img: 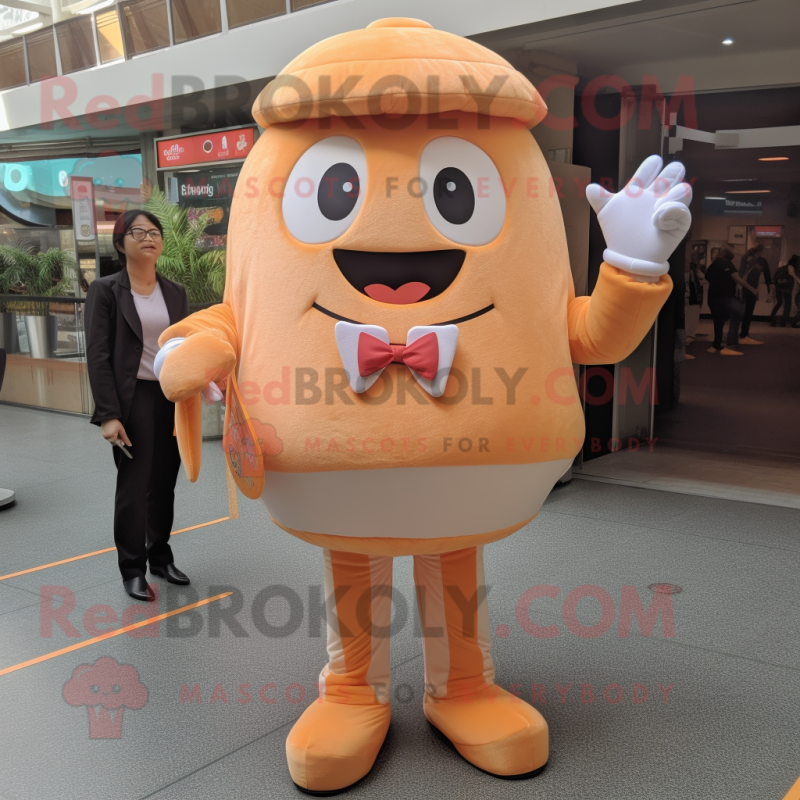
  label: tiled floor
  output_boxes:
[576,321,800,509]
[1,403,799,800]
[574,446,800,508]
[666,320,800,456]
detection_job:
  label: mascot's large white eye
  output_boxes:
[282,136,367,244]
[419,137,506,246]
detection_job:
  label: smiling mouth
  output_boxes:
[333,249,465,305]
[312,301,494,327]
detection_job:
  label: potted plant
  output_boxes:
[144,188,227,437]
[0,245,74,359]
[143,188,226,305]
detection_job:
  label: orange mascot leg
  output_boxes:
[286,549,392,793]
[414,546,549,777]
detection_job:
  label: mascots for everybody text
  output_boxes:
[154,18,691,793]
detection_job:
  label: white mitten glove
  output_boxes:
[153,337,224,404]
[586,155,692,283]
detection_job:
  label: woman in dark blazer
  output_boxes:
[85,210,191,602]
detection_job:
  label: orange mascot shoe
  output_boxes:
[286,701,391,793]
[156,17,690,794]
[423,686,548,777]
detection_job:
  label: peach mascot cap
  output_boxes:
[252,17,547,129]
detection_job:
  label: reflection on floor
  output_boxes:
[577,320,800,508]
[667,320,800,456]
[1,404,799,800]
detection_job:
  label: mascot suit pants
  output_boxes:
[287,545,545,788]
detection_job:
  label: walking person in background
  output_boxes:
[704,248,757,356]
[685,260,705,344]
[738,247,771,344]
[771,255,798,328]
[739,244,761,277]
[85,210,191,602]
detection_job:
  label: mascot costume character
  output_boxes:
[153,18,690,794]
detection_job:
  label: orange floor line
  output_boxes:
[0,516,230,582]
[784,775,800,800]
[0,591,232,678]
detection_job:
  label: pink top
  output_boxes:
[131,282,171,380]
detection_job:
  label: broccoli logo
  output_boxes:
[250,418,283,464]
[62,656,148,739]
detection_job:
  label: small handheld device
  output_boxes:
[114,440,133,459]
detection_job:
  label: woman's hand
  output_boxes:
[100,419,132,447]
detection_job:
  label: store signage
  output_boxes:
[754,225,782,238]
[156,127,256,169]
[703,196,763,216]
[176,169,239,200]
[175,169,241,238]
[70,176,97,241]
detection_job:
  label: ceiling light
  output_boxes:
[79,0,114,14]
[725,189,771,194]
[14,22,43,35]
[758,156,789,161]
[722,38,734,45]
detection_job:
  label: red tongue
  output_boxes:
[364,282,430,304]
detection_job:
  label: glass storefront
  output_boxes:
[0,133,250,422]
[0,152,144,415]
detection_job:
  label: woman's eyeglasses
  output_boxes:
[126,227,162,241]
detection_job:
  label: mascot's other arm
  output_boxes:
[567,266,671,365]
[154,303,239,481]
[568,154,691,366]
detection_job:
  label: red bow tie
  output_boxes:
[358,331,439,380]
[334,322,459,398]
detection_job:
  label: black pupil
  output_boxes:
[433,167,474,225]
[318,163,359,221]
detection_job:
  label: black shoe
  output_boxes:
[150,563,190,585]
[123,576,155,602]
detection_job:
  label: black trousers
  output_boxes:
[708,297,743,350]
[771,291,793,326]
[740,291,758,338]
[113,380,181,581]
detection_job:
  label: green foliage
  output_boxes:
[0,245,74,314]
[0,254,13,302]
[144,188,226,305]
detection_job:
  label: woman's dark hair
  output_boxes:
[788,254,799,268]
[112,210,163,267]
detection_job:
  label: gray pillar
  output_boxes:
[139,132,161,196]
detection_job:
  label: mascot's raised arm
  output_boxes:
[155,17,689,794]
